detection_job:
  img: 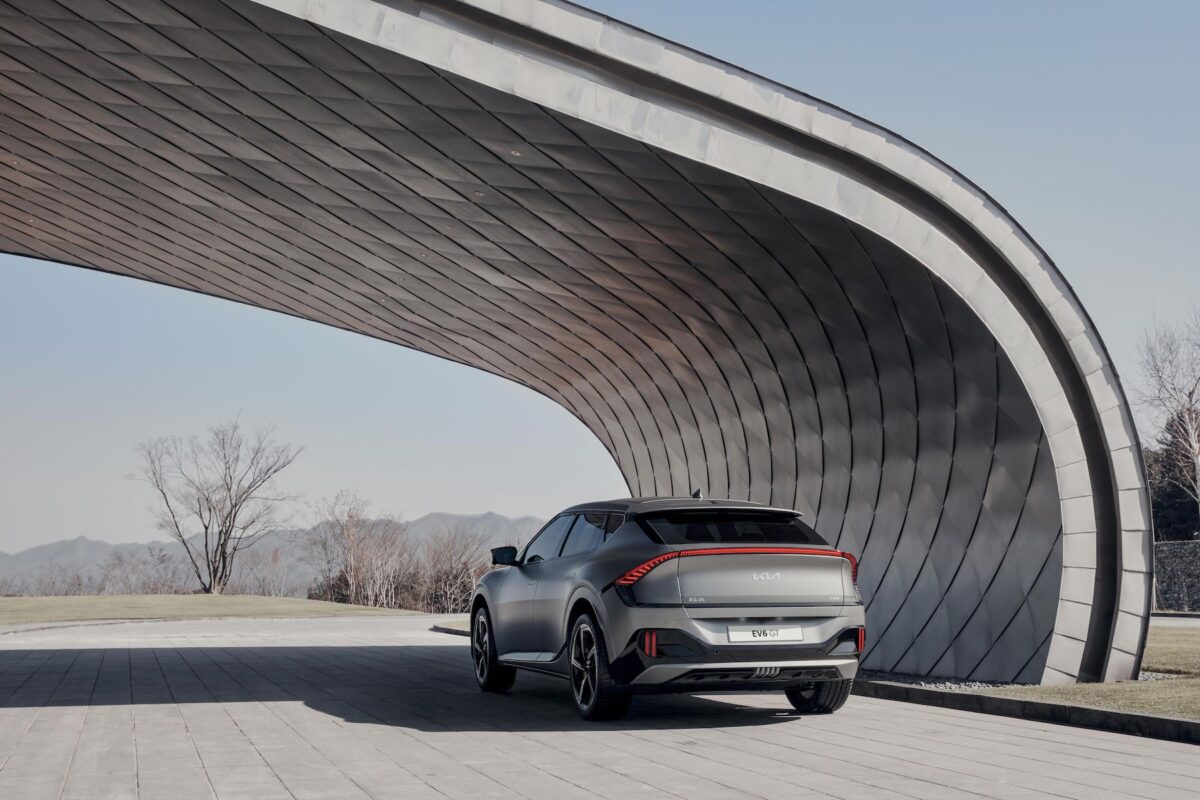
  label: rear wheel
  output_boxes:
[568,614,631,721]
[785,679,852,713]
[472,606,516,692]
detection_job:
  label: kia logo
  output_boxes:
[753,571,781,581]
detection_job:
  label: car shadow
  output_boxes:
[0,644,812,732]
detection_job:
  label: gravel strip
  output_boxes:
[858,669,1019,692]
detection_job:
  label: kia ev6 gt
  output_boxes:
[470,498,865,720]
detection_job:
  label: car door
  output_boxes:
[493,514,574,659]
[531,511,608,658]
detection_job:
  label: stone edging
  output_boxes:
[854,680,1200,745]
[431,625,470,637]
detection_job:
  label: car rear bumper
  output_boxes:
[600,589,864,690]
[608,630,861,687]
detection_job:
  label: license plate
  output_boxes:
[728,624,805,643]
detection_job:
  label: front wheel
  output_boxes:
[568,614,631,721]
[785,679,852,714]
[472,606,515,692]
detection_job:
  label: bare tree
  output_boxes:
[142,545,191,594]
[136,420,302,594]
[303,497,496,612]
[306,492,362,600]
[230,546,297,597]
[100,546,190,595]
[308,492,371,602]
[307,492,413,606]
[419,526,488,613]
[360,530,418,608]
[30,563,92,596]
[304,499,344,601]
[1139,310,1200,533]
[99,551,137,595]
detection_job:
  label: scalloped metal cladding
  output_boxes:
[0,0,1150,683]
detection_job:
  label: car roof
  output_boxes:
[559,497,804,517]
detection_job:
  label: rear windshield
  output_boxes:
[638,510,828,546]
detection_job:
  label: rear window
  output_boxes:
[638,510,827,546]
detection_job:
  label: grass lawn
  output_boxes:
[0,594,418,626]
[1140,625,1200,675]
[980,624,1200,720]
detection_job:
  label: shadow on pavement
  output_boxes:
[0,644,811,732]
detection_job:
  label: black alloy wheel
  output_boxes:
[568,613,631,720]
[472,606,515,692]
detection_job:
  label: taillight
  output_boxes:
[841,551,859,582]
[615,552,678,586]
[614,547,859,586]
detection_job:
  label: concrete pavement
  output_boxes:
[0,615,1196,800]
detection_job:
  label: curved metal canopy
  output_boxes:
[0,0,1150,682]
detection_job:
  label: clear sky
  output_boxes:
[2,0,1197,552]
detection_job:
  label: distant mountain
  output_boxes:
[0,511,545,590]
[403,511,542,547]
[0,536,161,580]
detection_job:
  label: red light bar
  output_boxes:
[857,626,866,653]
[615,547,859,586]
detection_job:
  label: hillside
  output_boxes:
[0,511,544,593]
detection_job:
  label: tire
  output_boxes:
[568,613,632,721]
[785,679,853,714]
[472,605,516,692]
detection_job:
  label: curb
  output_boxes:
[431,625,469,637]
[853,680,1200,745]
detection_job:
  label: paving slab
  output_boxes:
[0,615,1195,799]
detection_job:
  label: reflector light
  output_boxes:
[857,626,866,653]
[615,547,859,586]
[640,630,659,658]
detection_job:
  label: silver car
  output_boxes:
[470,498,865,720]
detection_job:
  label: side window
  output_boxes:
[561,512,606,558]
[603,513,625,535]
[522,515,575,563]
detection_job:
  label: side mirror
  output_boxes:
[491,546,519,566]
